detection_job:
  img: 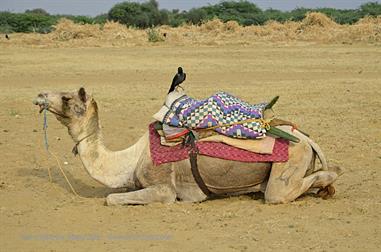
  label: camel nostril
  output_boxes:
[34,93,48,106]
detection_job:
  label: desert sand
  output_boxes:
[0,42,380,251]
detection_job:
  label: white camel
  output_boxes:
[34,88,342,205]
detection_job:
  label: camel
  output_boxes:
[34,88,342,206]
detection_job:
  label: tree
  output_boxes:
[288,8,310,21]
[199,1,265,25]
[263,9,289,23]
[315,8,361,24]
[186,8,208,24]
[108,0,162,28]
[360,2,381,16]
[25,8,49,16]
[93,14,108,24]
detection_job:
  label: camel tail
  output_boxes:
[303,134,328,171]
[276,126,328,171]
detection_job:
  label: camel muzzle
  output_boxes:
[33,94,49,113]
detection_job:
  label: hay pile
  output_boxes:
[165,13,379,44]
[242,12,380,42]
[297,12,339,41]
[51,18,101,41]
[1,12,380,48]
[300,12,338,28]
[346,16,381,42]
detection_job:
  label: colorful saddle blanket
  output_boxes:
[149,123,289,166]
[162,92,268,139]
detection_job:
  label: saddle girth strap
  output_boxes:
[189,149,213,197]
[184,131,213,197]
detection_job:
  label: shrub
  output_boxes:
[0,24,13,33]
[147,28,163,42]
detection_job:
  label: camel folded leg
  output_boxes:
[265,141,338,204]
[106,184,176,206]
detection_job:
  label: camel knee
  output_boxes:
[106,194,123,206]
[156,185,177,203]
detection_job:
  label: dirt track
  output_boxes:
[0,43,380,251]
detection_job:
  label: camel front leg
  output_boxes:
[106,184,176,206]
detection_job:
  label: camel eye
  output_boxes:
[73,104,85,115]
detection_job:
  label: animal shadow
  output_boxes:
[17,165,127,198]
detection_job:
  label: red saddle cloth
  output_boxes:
[149,123,289,166]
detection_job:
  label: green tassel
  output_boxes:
[267,126,300,143]
[153,121,163,131]
[265,96,279,110]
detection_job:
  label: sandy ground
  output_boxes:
[0,43,380,251]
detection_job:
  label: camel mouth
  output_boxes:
[38,104,45,113]
[33,97,48,113]
[33,96,69,118]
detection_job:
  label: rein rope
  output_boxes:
[41,101,82,198]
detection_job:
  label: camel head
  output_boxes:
[34,88,99,141]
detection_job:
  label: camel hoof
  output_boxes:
[317,185,335,200]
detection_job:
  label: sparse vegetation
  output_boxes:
[147,28,163,42]
[0,1,380,34]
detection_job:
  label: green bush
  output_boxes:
[93,14,108,24]
[0,24,13,33]
[147,28,163,42]
[263,9,290,23]
[0,12,57,33]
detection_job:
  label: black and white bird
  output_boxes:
[5,34,9,40]
[168,67,186,94]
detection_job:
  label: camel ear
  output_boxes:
[78,87,87,103]
[91,99,98,113]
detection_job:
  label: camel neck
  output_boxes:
[75,131,146,189]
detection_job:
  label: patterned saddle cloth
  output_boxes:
[161,92,268,139]
[149,123,289,166]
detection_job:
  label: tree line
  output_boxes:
[1,0,380,33]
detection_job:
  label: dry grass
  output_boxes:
[1,12,380,48]
[51,18,101,41]
[300,12,338,28]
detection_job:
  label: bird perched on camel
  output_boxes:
[168,67,186,93]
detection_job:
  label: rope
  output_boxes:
[47,151,82,198]
[42,101,82,198]
[43,107,52,182]
[195,118,272,132]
